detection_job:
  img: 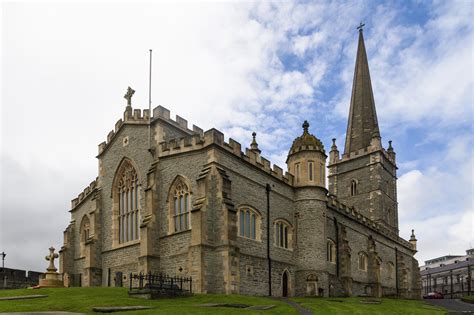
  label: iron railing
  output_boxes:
[129,272,192,295]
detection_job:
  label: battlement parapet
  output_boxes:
[98,105,206,156]
[327,194,410,249]
[71,178,98,210]
[157,128,293,185]
[151,105,203,136]
[333,146,396,166]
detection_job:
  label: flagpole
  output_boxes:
[148,49,152,153]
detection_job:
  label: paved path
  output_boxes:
[272,297,312,315]
[425,299,474,314]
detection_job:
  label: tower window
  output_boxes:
[350,180,357,196]
[308,161,314,181]
[295,163,301,183]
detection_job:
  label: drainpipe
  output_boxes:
[450,270,453,298]
[334,218,340,277]
[266,184,272,297]
[395,247,399,297]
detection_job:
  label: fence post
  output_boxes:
[129,273,132,290]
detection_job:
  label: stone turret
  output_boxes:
[288,121,329,296]
[287,121,327,188]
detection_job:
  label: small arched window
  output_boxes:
[350,180,357,196]
[117,161,140,243]
[358,252,368,271]
[387,262,394,279]
[308,161,314,181]
[274,220,292,250]
[169,176,191,233]
[327,239,336,263]
[237,207,261,241]
[386,208,392,225]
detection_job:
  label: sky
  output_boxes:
[1,1,473,272]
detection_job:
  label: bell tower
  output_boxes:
[328,26,399,233]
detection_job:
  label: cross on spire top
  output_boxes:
[357,22,365,32]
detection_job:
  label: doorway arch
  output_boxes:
[282,270,289,297]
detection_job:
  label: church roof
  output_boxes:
[344,27,380,155]
[288,121,325,157]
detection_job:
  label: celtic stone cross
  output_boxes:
[124,86,135,106]
[45,246,59,272]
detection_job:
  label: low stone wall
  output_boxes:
[0,268,43,289]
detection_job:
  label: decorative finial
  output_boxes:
[357,22,365,32]
[250,131,261,153]
[388,140,394,153]
[302,120,309,134]
[124,86,135,107]
[332,138,336,146]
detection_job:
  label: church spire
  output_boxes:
[344,25,380,155]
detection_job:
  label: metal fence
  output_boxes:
[129,272,192,295]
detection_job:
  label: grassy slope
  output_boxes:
[0,288,447,315]
[292,297,446,315]
[0,287,295,315]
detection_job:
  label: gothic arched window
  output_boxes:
[79,215,90,257]
[327,239,336,263]
[169,176,191,233]
[238,207,261,241]
[274,219,293,250]
[117,161,140,243]
[350,180,357,196]
[358,252,368,271]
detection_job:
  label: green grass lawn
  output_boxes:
[292,296,446,315]
[0,287,295,315]
[0,287,446,315]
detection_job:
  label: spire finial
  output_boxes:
[302,120,309,134]
[357,22,365,32]
[250,131,261,153]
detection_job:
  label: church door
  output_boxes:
[282,271,289,297]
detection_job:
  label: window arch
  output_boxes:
[274,219,293,250]
[168,176,192,233]
[116,159,140,244]
[350,180,357,196]
[358,252,368,271]
[327,239,336,263]
[237,206,261,241]
[79,215,90,257]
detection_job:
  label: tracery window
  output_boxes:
[238,207,260,240]
[171,178,191,233]
[350,180,357,196]
[118,162,140,243]
[274,220,292,249]
[358,252,368,271]
[327,239,336,263]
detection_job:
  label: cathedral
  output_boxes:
[59,28,421,298]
